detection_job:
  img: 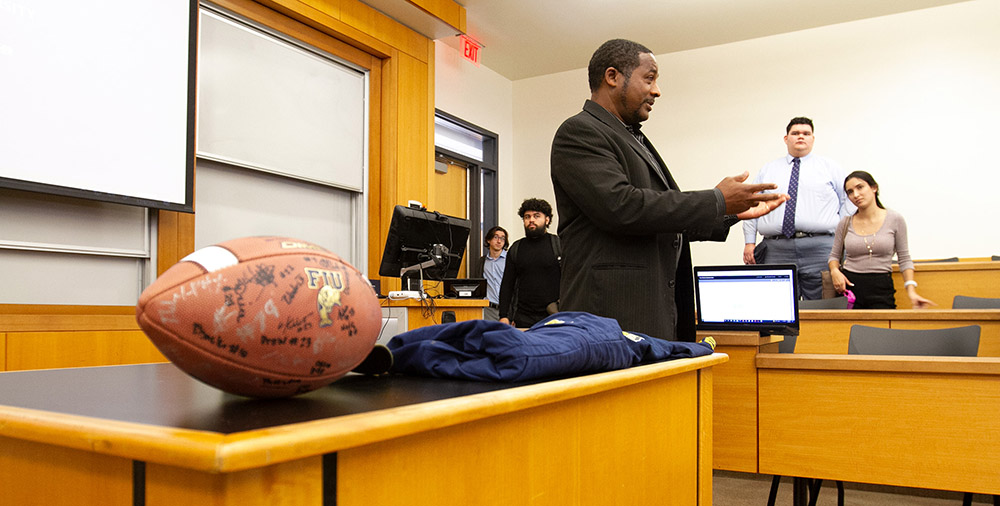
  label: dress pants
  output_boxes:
[483,306,500,321]
[763,235,835,300]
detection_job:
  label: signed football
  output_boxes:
[136,236,381,398]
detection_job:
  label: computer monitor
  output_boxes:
[693,264,799,336]
[377,205,471,285]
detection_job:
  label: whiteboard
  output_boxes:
[0,249,146,306]
[194,160,361,268]
[0,0,195,210]
[197,8,367,191]
[0,189,148,256]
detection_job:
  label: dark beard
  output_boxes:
[524,225,546,239]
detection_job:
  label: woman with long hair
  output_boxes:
[828,171,934,309]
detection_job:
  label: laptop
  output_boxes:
[443,278,487,299]
[693,264,799,336]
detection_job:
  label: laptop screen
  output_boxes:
[693,264,799,336]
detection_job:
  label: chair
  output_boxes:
[953,295,1000,309]
[848,324,990,506]
[848,325,980,356]
[799,296,849,309]
[777,335,797,354]
[767,476,843,506]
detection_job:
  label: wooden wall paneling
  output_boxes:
[0,313,138,332]
[177,210,196,266]
[367,54,385,280]
[5,330,166,371]
[0,305,165,371]
[261,0,430,62]
[0,332,6,371]
[217,0,375,66]
[892,261,1000,308]
[375,47,433,291]
[396,51,431,207]
[424,37,437,210]
[156,210,179,276]
[799,310,1000,356]
[797,314,890,354]
[257,0,389,58]
[157,209,196,276]
[156,209,196,275]
[0,304,136,316]
[377,52,401,293]
[338,0,430,60]
[406,0,466,32]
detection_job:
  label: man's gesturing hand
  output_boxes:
[716,171,786,216]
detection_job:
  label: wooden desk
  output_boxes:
[891,260,1000,308]
[707,331,781,473]
[0,355,725,505]
[798,309,1000,356]
[380,297,487,331]
[756,354,1000,496]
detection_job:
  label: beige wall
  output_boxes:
[441,0,1000,261]
[433,41,516,244]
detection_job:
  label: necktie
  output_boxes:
[626,125,668,185]
[781,157,800,238]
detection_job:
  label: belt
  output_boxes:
[488,302,499,309]
[765,232,833,240]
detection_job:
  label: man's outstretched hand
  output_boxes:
[736,196,788,220]
[717,171,787,216]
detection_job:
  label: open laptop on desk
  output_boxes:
[693,264,799,336]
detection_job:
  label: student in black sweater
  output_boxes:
[498,198,562,328]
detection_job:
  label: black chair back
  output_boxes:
[799,297,849,309]
[777,335,796,354]
[953,295,1000,309]
[847,325,980,356]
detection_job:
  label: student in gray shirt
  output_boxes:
[828,171,935,309]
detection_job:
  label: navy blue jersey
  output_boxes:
[386,312,714,382]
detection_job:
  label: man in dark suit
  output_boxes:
[550,39,786,341]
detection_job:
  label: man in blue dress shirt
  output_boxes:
[480,226,508,320]
[742,117,854,300]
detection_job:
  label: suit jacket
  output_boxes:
[550,100,730,341]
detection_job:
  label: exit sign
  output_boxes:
[461,35,481,67]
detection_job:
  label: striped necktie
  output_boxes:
[626,124,668,185]
[780,157,800,238]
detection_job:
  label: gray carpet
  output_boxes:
[713,471,994,505]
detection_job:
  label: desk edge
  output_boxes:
[756,353,1000,374]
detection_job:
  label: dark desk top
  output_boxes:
[0,363,528,434]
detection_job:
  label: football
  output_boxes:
[136,236,381,398]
